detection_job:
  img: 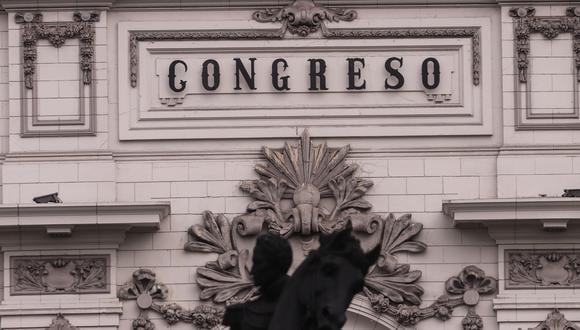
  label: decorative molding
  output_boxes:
[128,30,283,88]
[524,310,580,330]
[321,27,481,86]
[15,11,100,137]
[507,250,580,289]
[47,314,77,330]
[509,7,580,130]
[11,255,109,295]
[510,7,580,83]
[118,269,225,330]
[15,11,99,90]
[368,265,496,329]
[252,0,357,37]
[128,27,481,88]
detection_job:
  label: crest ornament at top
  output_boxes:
[253,0,357,37]
[239,129,373,238]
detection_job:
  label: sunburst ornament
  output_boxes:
[240,130,373,237]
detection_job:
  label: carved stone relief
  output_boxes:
[15,12,99,137]
[11,255,109,295]
[510,7,580,83]
[47,314,78,330]
[252,0,357,37]
[118,269,224,330]
[523,309,580,330]
[118,131,498,330]
[509,7,580,130]
[507,250,580,289]
[15,11,99,90]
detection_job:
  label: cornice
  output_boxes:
[443,197,580,230]
[1,0,114,10]
[0,0,574,11]
[0,202,171,238]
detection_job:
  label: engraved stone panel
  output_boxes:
[506,250,580,289]
[11,255,110,295]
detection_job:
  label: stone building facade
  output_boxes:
[0,0,577,329]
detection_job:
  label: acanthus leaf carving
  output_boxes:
[118,268,169,309]
[252,0,357,37]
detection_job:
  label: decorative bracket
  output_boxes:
[15,11,100,90]
[252,0,357,37]
[509,7,580,83]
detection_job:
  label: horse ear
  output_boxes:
[365,245,381,270]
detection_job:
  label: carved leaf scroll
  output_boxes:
[253,0,357,37]
[184,211,257,303]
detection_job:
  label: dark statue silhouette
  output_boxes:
[223,224,380,330]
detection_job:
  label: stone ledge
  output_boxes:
[0,202,170,247]
[443,197,580,230]
[0,300,122,315]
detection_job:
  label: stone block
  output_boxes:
[535,156,573,175]
[116,183,135,202]
[135,182,170,200]
[443,246,482,263]
[189,161,225,180]
[388,195,424,212]
[79,162,115,182]
[460,157,496,176]
[134,250,171,267]
[443,176,479,199]
[388,158,424,177]
[425,158,461,176]
[117,162,153,182]
[407,177,443,194]
[3,163,39,183]
[170,181,207,198]
[152,162,189,181]
[59,182,98,202]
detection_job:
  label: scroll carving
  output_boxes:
[47,314,77,330]
[252,0,357,37]
[523,309,580,330]
[510,7,580,83]
[11,255,109,295]
[15,12,99,90]
[507,250,580,289]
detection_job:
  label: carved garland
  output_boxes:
[118,131,497,330]
[118,269,224,330]
[510,7,580,83]
[15,12,99,90]
[128,0,481,87]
